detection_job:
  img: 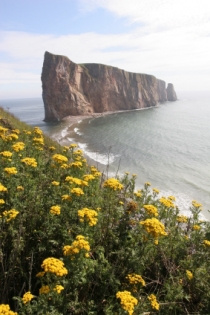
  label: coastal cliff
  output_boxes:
[41,51,177,122]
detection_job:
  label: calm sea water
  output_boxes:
[0,91,210,219]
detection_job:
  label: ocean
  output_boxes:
[0,91,210,219]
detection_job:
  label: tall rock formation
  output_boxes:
[41,51,177,122]
[167,83,177,101]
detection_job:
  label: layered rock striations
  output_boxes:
[42,51,177,122]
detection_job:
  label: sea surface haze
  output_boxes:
[0,91,209,219]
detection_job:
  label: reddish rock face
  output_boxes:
[41,51,176,122]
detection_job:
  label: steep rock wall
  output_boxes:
[41,51,177,121]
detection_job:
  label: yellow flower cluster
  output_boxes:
[61,194,72,201]
[39,285,50,294]
[33,137,44,146]
[3,209,19,222]
[203,240,210,247]
[12,142,25,152]
[134,190,142,197]
[71,187,84,196]
[0,183,7,192]
[153,188,160,194]
[69,143,77,148]
[103,178,123,190]
[126,274,145,286]
[168,195,176,201]
[83,174,95,182]
[140,218,167,238]
[90,166,101,177]
[143,205,158,217]
[0,199,5,205]
[53,285,64,294]
[50,205,61,215]
[192,200,202,208]
[0,151,13,157]
[148,294,159,310]
[52,181,60,186]
[65,176,88,186]
[116,290,138,315]
[193,225,201,231]
[70,161,83,168]
[0,304,18,315]
[186,270,193,280]
[21,157,37,167]
[17,186,24,191]
[52,154,68,164]
[33,126,43,136]
[159,197,175,208]
[177,215,188,223]
[4,167,18,175]
[63,235,90,256]
[22,291,34,304]
[41,257,68,276]
[78,208,98,226]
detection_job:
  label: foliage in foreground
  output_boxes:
[1,108,210,315]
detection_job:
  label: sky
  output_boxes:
[0,0,210,99]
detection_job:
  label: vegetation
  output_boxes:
[0,107,210,314]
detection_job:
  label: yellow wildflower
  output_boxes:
[0,183,7,192]
[69,143,77,148]
[12,142,25,152]
[39,285,50,294]
[83,174,95,181]
[177,215,188,223]
[49,146,56,151]
[69,161,83,168]
[22,291,34,304]
[0,304,18,315]
[140,218,167,238]
[103,178,123,190]
[126,274,145,286]
[116,290,138,315]
[143,205,158,217]
[36,271,45,277]
[21,157,37,167]
[71,187,84,196]
[63,235,90,256]
[186,270,193,280]
[192,200,202,208]
[193,225,201,231]
[148,294,159,310]
[0,199,5,205]
[17,186,24,191]
[33,126,43,136]
[78,208,98,226]
[54,285,64,294]
[50,205,61,215]
[41,257,68,276]
[4,167,17,175]
[3,209,19,222]
[203,240,210,247]
[153,188,160,194]
[159,197,175,208]
[52,181,60,186]
[0,151,13,158]
[62,194,72,201]
[52,154,68,164]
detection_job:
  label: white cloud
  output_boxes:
[0,0,210,98]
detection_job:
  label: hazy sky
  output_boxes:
[0,0,210,99]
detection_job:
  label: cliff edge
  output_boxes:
[41,51,177,122]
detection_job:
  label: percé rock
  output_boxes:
[167,83,177,101]
[41,51,177,122]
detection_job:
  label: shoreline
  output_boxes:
[60,105,159,142]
